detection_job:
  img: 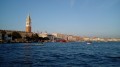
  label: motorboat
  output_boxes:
[86,41,92,44]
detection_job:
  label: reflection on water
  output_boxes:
[0,42,120,67]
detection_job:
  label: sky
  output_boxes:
[0,0,120,38]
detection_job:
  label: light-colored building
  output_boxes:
[38,32,48,38]
[52,33,64,39]
[47,34,55,42]
[67,35,73,41]
[83,37,90,41]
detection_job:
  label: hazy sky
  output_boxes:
[0,0,120,38]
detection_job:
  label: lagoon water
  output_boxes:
[0,42,120,67]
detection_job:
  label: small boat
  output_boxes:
[86,41,92,44]
[87,42,91,44]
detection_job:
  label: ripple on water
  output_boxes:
[0,42,120,67]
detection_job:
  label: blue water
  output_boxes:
[0,42,120,67]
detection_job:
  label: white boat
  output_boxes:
[87,42,91,44]
[86,41,92,44]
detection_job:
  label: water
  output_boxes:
[0,42,120,67]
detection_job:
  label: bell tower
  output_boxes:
[26,14,31,33]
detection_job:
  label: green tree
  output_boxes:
[26,36,31,41]
[12,31,22,40]
[44,37,50,40]
[8,34,12,37]
[31,33,39,41]
[1,30,6,40]
[38,37,43,41]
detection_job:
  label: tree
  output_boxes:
[31,33,39,40]
[44,37,50,40]
[1,30,6,40]
[38,37,43,41]
[12,31,22,40]
[33,33,39,39]
[26,35,31,41]
[8,34,12,37]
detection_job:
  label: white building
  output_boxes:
[38,32,48,38]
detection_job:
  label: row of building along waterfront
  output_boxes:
[0,14,120,43]
[0,29,120,43]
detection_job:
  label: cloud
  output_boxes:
[70,0,75,8]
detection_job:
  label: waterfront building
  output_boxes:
[47,34,55,42]
[67,35,74,41]
[52,33,65,39]
[0,14,33,43]
[38,32,48,38]
[0,30,33,42]
[83,37,90,41]
[65,35,80,42]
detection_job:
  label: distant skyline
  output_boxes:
[0,0,120,38]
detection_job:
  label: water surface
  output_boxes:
[0,42,120,67]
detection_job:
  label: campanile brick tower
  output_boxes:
[26,14,31,33]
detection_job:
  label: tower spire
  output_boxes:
[26,13,31,21]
